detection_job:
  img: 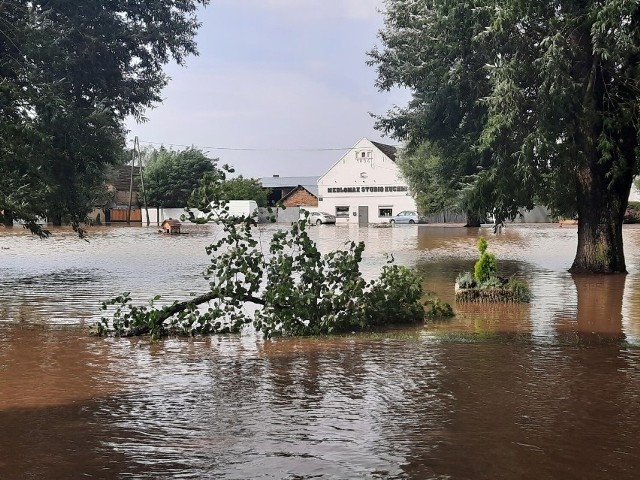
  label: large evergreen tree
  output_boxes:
[0,0,209,233]
[370,0,640,273]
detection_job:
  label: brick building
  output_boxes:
[280,185,318,207]
[260,175,319,206]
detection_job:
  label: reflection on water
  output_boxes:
[554,275,626,340]
[2,223,640,478]
[1,328,639,479]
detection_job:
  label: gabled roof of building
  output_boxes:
[280,185,318,203]
[260,176,319,197]
[317,138,400,184]
[108,165,140,192]
[370,141,398,162]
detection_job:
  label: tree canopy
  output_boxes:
[370,0,640,272]
[0,0,209,233]
[219,176,269,207]
[144,148,217,208]
[398,141,467,224]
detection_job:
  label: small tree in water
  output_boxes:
[474,237,497,284]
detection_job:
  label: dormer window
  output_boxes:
[356,150,373,162]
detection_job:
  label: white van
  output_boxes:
[226,200,258,218]
[207,200,258,221]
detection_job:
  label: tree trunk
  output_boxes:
[570,163,630,273]
[465,211,481,228]
[569,42,636,273]
[50,213,63,226]
[2,210,14,227]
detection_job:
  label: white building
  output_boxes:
[318,138,416,225]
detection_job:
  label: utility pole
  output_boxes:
[127,142,135,225]
[127,137,150,225]
[135,137,151,226]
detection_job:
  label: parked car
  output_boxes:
[300,210,336,225]
[389,211,428,224]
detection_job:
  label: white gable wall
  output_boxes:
[318,138,416,224]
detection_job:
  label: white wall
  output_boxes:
[510,206,552,223]
[317,138,416,224]
[143,207,191,225]
[630,183,640,203]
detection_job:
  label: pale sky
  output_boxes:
[125,0,408,178]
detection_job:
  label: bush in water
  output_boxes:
[456,237,531,303]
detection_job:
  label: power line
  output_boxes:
[130,138,400,153]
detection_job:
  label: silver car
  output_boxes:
[389,211,428,224]
[301,211,336,225]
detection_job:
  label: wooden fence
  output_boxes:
[109,208,142,223]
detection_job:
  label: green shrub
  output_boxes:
[507,277,532,302]
[424,295,455,318]
[456,271,476,288]
[98,213,445,338]
[624,201,640,224]
[480,276,506,289]
[474,236,497,283]
[477,236,488,254]
[453,238,531,304]
[364,264,426,326]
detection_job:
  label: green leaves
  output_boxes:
[217,176,269,207]
[398,141,465,217]
[372,0,640,221]
[144,148,218,208]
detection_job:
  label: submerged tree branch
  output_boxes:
[119,290,267,337]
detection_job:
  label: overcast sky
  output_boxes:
[125,0,409,179]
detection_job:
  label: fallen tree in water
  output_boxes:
[96,170,452,339]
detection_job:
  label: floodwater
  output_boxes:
[1,223,640,479]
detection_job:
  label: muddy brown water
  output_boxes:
[1,223,640,479]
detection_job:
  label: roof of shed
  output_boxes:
[161,219,181,226]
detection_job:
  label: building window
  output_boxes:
[335,206,350,218]
[379,207,393,217]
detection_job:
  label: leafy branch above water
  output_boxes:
[96,170,453,339]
